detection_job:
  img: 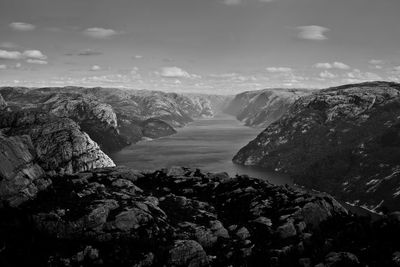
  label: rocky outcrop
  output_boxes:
[0,110,115,175]
[225,88,311,127]
[0,134,50,208]
[2,166,400,266]
[0,93,7,111]
[234,81,400,212]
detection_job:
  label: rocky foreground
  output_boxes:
[1,166,400,267]
[234,81,400,212]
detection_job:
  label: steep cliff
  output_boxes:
[234,81,400,212]
[0,110,115,175]
[225,88,311,127]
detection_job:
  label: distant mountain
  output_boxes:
[234,81,400,212]
[224,88,311,127]
[0,87,230,152]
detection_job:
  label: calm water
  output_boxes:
[110,114,292,185]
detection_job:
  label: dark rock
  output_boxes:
[167,240,209,267]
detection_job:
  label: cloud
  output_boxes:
[222,0,242,5]
[83,27,119,38]
[160,67,198,78]
[0,49,22,60]
[319,70,336,79]
[9,22,36,31]
[0,64,6,69]
[23,50,47,60]
[394,66,400,72]
[133,55,143,59]
[78,49,102,56]
[266,67,292,73]
[369,59,384,65]
[26,59,47,65]
[314,62,350,70]
[344,69,382,83]
[90,65,101,71]
[297,25,330,40]
[259,0,275,2]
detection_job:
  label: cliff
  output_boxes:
[225,88,311,127]
[234,81,400,212]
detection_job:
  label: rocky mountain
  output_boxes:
[0,94,7,111]
[0,87,228,151]
[0,109,115,207]
[225,88,311,128]
[234,81,400,212]
[3,166,400,267]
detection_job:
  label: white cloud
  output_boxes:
[369,59,384,65]
[319,70,336,79]
[344,69,382,83]
[0,65,6,69]
[90,65,101,71]
[0,49,22,60]
[133,55,143,59]
[222,0,242,5]
[26,59,47,65]
[332,62,350,70]
[9,22,36,31]
[394,66,400,72]
[259,0,275,2]
[297,25,329,40]
[160,67,198,78]
[83,27,119,38]
[314,62,350,70]
[266,67,292,73]
[23,50,47,60]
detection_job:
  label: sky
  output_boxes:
[0,0,400,94]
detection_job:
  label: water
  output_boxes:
[110,114,292,185]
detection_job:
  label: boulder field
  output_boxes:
[2,166,400,267]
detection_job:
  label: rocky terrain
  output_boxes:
[225,88,311,128]
[234,81,400,212]
[2,166,400,267]
[0,87,228,152]
[0,108,115,207]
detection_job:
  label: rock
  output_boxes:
[0,110,115,175]
[236,227,251,240]
[233,81,400,212]
[392,251,400,266]
[167,240,209,267]
[0,93,7,110]
[324,252,360,267]
[277,221,297,239]
[0,134,50,207]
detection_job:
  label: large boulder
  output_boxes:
[234,81,400,211]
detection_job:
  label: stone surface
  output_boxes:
[0,110,115,175]
[234,81,400,212]
[0,134,49,207]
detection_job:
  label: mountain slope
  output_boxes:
[234,81,400,212]
[225,88,311,127]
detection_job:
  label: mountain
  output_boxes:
[225,88,311,127]
[0,87,229,151]
[234,81,400,212]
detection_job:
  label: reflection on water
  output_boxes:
[110,114,292,186]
